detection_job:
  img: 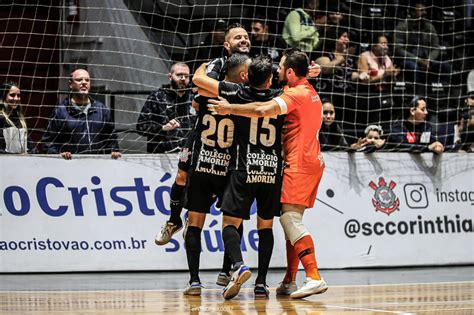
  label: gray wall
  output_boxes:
[60,0,171,152]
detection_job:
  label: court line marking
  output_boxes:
[322,304,405,314]
[0,280,472,293]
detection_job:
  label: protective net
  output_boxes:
[0,0,472,154]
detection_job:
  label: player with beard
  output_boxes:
[181,53,251,295]
[193,55,284,299]
[155,23,252,287]
[208,48,327,299]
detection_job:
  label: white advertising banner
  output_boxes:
[0,153,472,272]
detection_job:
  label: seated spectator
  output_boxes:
[319,100,349,151]
[316,27,359,93]
[137,62,195,153]
[282,0,324,59]
[351,124,386,152]
[393,1,452,84]
[316,27,359,92]
[42,68,121,159]
[358,34,400,92]
[317,2,346,44]
[386,96,444,153]
[249,17,287,63]
[460,92,474,152]
[0,81,37,154]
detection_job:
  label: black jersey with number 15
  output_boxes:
[218,82,284,183]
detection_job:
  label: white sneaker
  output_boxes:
[216,272,231,286]
[183,281,202,296]
[155,221,182,245]
[276,281,297,295]
[222,264,251,300]
[290,277,328,299]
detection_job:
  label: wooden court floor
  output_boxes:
[1,268,473,314]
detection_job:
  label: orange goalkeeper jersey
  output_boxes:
[274,78,324,174]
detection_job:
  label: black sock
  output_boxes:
[221,223,244,274]
[222,225,244,271]
[185,226,202,283]
[256,228,274,285]
[169,183,185,226]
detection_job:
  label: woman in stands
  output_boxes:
[319,100,349,151]
[387,96,444,153]
[358,34,400,92]
[0,81,36,154]
[315,26,359,93]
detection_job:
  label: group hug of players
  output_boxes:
[155,23,328,300]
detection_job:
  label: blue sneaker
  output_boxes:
[222,264,251,300]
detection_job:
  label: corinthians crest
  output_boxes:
[369,177,400,215]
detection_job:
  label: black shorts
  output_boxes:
[177,131,195,172]
[221,171,282,220]
[184,168,229,213]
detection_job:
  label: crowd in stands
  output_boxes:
[0,0,472,156]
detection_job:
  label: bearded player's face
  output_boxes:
[278,56,288,86]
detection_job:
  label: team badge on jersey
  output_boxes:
[369,177,400,215]
[179,147,191,163]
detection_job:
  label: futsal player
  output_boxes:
[181,53,251,295]
[194,54,284,299]
[208,48,327,299]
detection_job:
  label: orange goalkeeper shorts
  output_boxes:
[280,166,324,209]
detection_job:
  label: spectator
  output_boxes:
[317,2,347,45]
[439,92,474,152]
[393,1,452,84]
[0,81,37,154]
[282,0,324,59]
[459,92,474,152]
[316,26,359,93]
[137,62,195,153]
[249,17,287,63]
[351,124,386,152]
[191,19,228,70]
[319,100,349,151]
[387,96,444,153]
[42,69,121,160]
[358,34,400,92]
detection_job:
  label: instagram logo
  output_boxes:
[403,184,429,209]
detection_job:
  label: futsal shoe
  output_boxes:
[254,283,270,299]
[276,281,297,295]
[222,265,251,300]
[290,278,328,299]
[216,272,231,286]
[183,281,203,296]
[155,221,182,245]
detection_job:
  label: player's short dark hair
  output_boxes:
[226,53,250,73]
[248,54,273,87]
[283,48,309,77]
[225,23,245,37]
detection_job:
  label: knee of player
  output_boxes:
[175,169,188,185]
[280,211,309,245]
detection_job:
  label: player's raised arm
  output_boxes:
[208,96,282,118]
[192,63,219,97]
